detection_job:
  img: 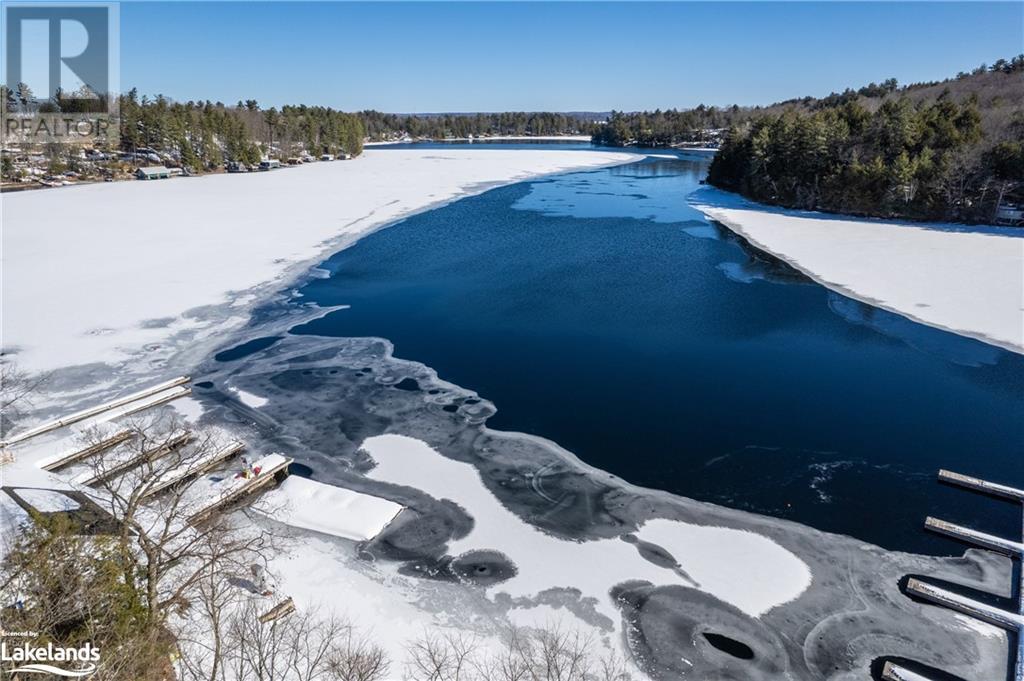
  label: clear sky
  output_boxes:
[119,1,1023,112]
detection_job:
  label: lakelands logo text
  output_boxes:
[1,641,99,677]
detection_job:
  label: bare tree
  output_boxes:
[82,413,274,634]
[405,625,634,681]
[2,411,276,680]
[326,625,391,681]
[406,630,481,681]
[205,601,383,681]
[0,359,47,439]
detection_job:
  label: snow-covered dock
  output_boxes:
[1,376,190,448]
[39,429,134,472]
[142,441,245,499]
[76,432,195,487]
[939,469,1024,502]
[253,475,404,542]
[187,453,293,525]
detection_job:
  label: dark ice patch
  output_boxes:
[393,378,421,391]
[449,550,518,586]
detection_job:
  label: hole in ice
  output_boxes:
[393,378,421,391]
[702,633,754,660]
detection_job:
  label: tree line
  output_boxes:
[359,110,597,141]
[706,58,1024,224]
[591,106,746,147]
[118,91,365,170]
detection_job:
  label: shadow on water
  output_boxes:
[270,153,1022,555]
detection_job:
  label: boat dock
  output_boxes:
[186,453,293,525]
[142,441,245,499]
[0,376,190,448]
[40,429,135,472]
[78,432,195,487]
[4,376,291,532]
[900,470,1024,681]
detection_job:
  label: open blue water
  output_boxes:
[288,151,1024,554]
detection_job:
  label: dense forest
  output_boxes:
[117,90,365,169]
[592,106,746,147]
[706,57,1024,223]
[358,110,598,140]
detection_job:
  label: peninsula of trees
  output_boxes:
[707,58,1024,223]
[594,57,1024,225]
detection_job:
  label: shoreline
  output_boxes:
[365,135,594,146]
[689,186,1024,355]
[193,321,1011,679]
[1,148,641,417]
[2,150,1013,679]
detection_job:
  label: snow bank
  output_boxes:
[634,518,811,617]
[2,148,639,374]
[253,476,403,542]
[690,187,1024,353]
[362,434,809,620]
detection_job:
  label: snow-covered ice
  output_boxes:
[2,148,639,375]
[690,186,1024,353]
[362,434,811,621]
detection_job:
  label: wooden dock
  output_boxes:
[924,516,1024,556]
[906,577,1024,630]
[142,441,245,499]
[907,470,1024,681]
[1,377,190,447]
[187,454,292,526]
[40,429,134,472]
[939,469,1024,502]
[79,433,195,487]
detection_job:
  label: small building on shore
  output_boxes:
[995,202,1024,226]
[135,166,171,180]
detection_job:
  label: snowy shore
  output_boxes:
[364,135,594,146]
[1,148,639,379]
[689,186,1024,354]
[0,151,1013,679]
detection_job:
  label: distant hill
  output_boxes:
[704,56,1023,225]
[760,58,1023,144]
[593,57,1023,153]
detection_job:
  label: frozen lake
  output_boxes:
[279,151,1024,554]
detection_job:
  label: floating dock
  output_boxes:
[259,597,296,623]
[1,376,190,447]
